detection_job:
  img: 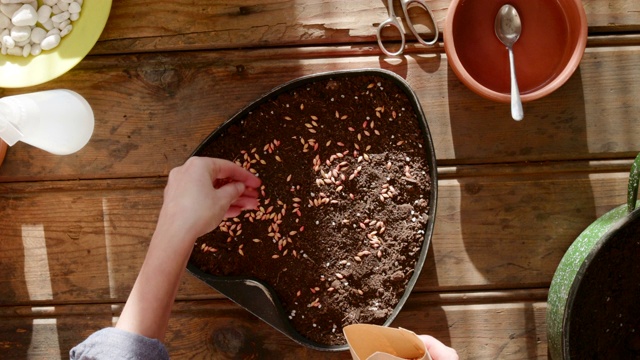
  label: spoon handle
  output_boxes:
[508,47,524,121]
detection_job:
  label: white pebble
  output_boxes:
[29,42,40,55]
[45,27,59,36]
[36,5,51,24]
[68,1,80,14]
[56,18,69,30]
[21,41,29,56]
[11,4,37,26]
[0,3,20,18]
[29,25,44,43]
[6,44,21,55]
[50,10,68,23]
[41,18,53,30]
[0,12,9,28]
[39,32,59,50]
[59,23,71,37]
[10,25,29,41]
[2,34,14,48]
[1,0,81,57]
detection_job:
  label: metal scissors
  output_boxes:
[376,0,439,56]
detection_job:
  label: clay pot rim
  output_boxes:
[444,0,588,103]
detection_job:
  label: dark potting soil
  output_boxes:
[568,215,640,359]
[189,74,433,346]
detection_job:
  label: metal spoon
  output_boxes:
[495,4,523,121]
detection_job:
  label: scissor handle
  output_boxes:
[377,17,406,56]
[401,0,439,46]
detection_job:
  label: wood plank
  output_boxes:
[93,0,640,54]
[0,290,549,360]
[1,46,640,180]
[0,163,630,305]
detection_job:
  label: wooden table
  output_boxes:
[1,1,639,358]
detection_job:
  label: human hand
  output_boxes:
[158,156,261,239]
[419,335,459,360]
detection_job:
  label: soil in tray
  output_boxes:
[568,216,640,359]
[189,74,433,346]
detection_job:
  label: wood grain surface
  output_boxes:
[1,1,639,359]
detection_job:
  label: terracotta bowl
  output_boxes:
[444,0,587,103]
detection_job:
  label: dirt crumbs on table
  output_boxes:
[190,74,432,346]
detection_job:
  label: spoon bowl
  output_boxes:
[495,4,523,121]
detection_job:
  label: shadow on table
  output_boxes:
[446,66,593,358]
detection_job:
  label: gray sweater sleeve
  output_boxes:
[69,327,170,360]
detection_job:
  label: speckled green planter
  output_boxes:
[547,153,640,359]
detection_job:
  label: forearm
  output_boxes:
[115,216,195,341]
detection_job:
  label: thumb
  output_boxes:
[215,181,246,206]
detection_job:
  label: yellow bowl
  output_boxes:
[0,1,112,88]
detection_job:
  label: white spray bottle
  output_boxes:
[0,89,94,155]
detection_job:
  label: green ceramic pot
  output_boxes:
[547,153,640,359]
